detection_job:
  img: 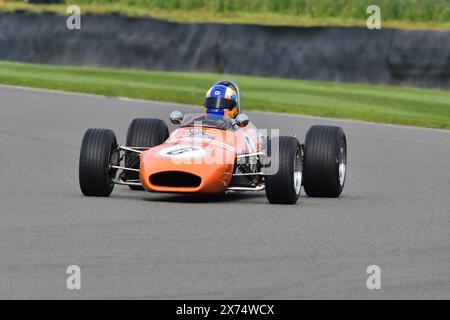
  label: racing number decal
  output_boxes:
[166,146,197,156]
[158,145,206,159]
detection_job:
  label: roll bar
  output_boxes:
[212,79,242,114]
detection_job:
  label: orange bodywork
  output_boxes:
[139,125,261,194]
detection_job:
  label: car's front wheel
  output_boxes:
[265,136,302,204]
[125,118,169,190]
[79,128,118,197]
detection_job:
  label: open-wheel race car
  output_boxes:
[79,80,347,204]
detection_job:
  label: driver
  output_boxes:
[203,85,239,120]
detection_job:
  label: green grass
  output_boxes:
[73,0,450,22]
[1,0,450,30]
[0,60,449,129]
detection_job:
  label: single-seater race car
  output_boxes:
[79,80,347,204]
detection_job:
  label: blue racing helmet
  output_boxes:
[204,85,238,120]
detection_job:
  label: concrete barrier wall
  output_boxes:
[0,12,449,87]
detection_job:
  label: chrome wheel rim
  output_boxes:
[338,145,346,186]
[294,148,302,195]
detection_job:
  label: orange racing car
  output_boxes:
[79,80,347,204]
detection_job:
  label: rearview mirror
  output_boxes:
[169,111,183,125]
[235,114,249,127]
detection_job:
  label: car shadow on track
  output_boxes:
[143,192,267,204]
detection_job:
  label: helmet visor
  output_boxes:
[204,97,237,109]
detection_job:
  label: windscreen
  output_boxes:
[179,113,234,130]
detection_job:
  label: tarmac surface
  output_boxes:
[0,85,449,299]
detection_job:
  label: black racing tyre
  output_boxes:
[303,125,347,197]
[125,118,169,190]
[79,128,118,197]
[265,136,302,204]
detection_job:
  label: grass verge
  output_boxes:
[0,60,449,129]
[1,1,449,30]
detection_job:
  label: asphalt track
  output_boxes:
[0,85,449,299]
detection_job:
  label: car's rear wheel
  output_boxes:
[265,136,302,204]
[79,128,118,197]
[303,125,347,197]
[125,118,169,190]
